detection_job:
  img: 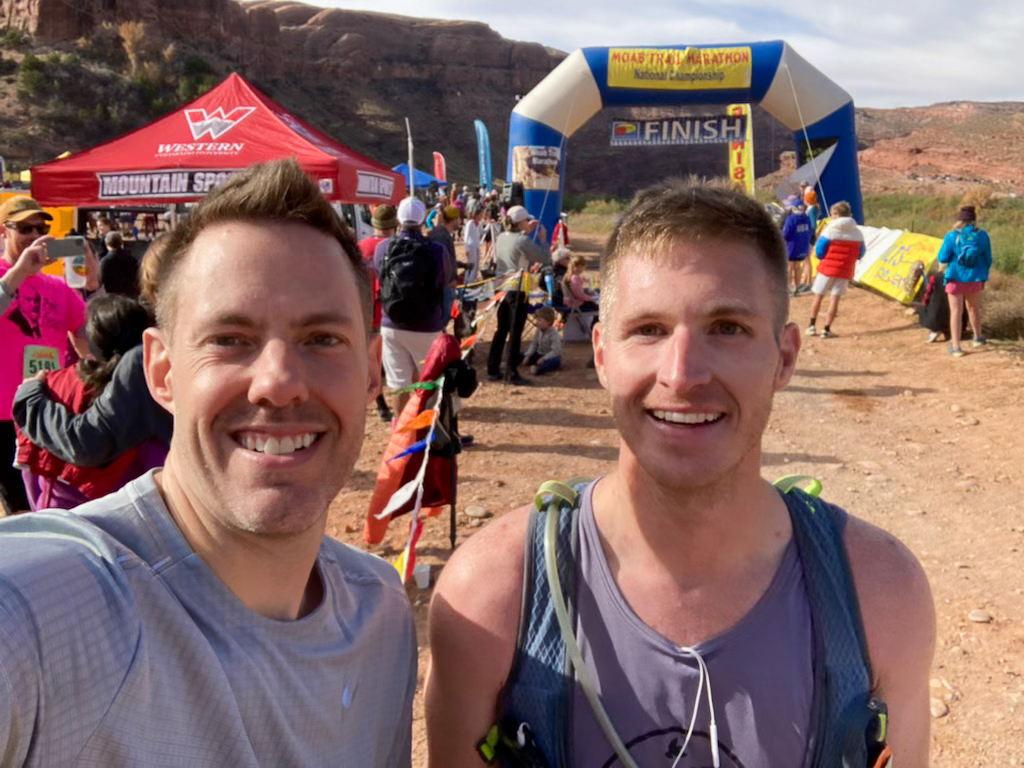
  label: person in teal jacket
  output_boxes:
[936,205,992,357]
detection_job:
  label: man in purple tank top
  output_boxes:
[427,180,935,768]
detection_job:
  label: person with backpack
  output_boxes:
[374,197,452,416]
[359,204,399,423]
[426,180,934,768]
[936,205,992,357]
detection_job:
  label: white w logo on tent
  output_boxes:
[184,106,256,140]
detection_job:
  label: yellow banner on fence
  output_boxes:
[608,47,752,91]
[857,231,941,305]
[495,271,540,293]
[727,103,754,196]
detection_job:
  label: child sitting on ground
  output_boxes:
[523,306,562,375]
[561,253,599,312]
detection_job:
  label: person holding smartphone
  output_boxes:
[0,196,97,514]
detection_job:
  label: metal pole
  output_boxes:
[404,118,414,199]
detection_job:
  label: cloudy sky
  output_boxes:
[303,0,1023,108]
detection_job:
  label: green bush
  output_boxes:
[0,27,28,50]
[866,192,1024,339]
[864,193,1024,277]
[580,197,629,216]
[16,53,46,100]
[984,273,1024,340]
[76,23,127,66]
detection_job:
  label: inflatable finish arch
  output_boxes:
[507,41,862,239]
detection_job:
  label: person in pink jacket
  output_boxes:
[806,201,864,339]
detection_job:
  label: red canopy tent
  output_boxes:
[31,73,405,206]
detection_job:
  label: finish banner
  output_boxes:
[608,46,752,91]
[610,114,747,146]
[727,103,755,195]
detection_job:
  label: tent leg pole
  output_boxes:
[449,456,457,550]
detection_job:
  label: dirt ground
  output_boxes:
[327,227,1024,766]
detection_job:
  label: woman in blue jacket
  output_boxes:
[936,205,992,357]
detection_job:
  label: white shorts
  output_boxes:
[381,327,440,390]
[811,274,850,296]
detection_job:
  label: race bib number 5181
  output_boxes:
[23,345,60,379]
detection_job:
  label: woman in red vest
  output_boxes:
[15,294,160,509]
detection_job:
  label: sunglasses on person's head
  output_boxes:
[5,222,51,235]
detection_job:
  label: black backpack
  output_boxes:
[379,235,442,327]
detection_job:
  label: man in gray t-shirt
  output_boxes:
[0,159,416,766]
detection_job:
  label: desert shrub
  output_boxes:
[76,23,127,66]
[118,20,147,77]
[984,272,1024,340]
[580,197,629,216]
[177,53,217,101]
[958,186,995,212]
[566,211,621,242]
[560,193,592,213]
[865,193,1024,278]
[0,27,28,50]
[0,53,17,76]
[16,53,46,100]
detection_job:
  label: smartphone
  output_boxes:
[49,236,86,259]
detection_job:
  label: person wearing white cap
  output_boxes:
[373,197,452,414]
[486,206,548,385]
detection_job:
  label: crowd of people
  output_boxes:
[3,160,987,766]
[772,185,991,356]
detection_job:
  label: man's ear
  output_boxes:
[143,327,175,414]
[592,320,608,390]
[774,322,801,392]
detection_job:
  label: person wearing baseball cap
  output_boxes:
[372,197,452,415]
[0,196,93,513]
[358,204,400,423]
[936,204,992,356]
[428,205,461,273]
[487,205,548,385]
[397,197,427,228]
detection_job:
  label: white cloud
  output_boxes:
[302,0,1024,107]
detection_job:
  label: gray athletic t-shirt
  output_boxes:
[0,470,416,767]
[571,482,813,767]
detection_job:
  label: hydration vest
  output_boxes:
[482,478,889,768]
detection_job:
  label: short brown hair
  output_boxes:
[829,200,852,218]
[533,306,556,325]
[138,232,169,312]
[601,179,789,330]
[154,158,371,335]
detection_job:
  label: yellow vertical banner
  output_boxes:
[727,103,754,195]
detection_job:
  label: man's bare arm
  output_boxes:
[846,516,936,767]
[425,508,530,768]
